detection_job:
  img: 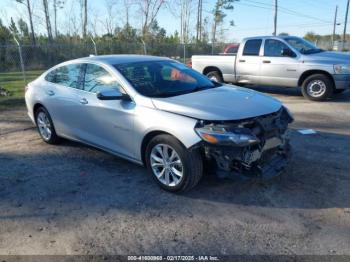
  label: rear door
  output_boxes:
[236,39,262,84]
[43,63,84,137]
[260,38,300,87]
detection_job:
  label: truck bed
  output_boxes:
[191,55,237,83]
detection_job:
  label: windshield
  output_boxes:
[284,37,324,54]
[114,60,220,97]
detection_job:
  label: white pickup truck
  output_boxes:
[191,35,350,101]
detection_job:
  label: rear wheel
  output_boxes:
[301,74,334,101]
[145,134,203,192]
[206,71,223,83]
[35,107,60,144]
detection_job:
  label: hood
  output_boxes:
[304,51,350,63]
[151,85,282,121]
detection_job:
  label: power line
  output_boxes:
[238,0,332,24]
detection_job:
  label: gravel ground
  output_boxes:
[0,87,350,255]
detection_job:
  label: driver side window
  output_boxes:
[264,39,292,57]
[83,64,124,94]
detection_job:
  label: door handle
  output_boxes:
[263,60,271,63]
[47,90,55,96]
[79,98,88,105]
[239,59,246,63]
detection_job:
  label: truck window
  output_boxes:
[264,39,291,57]
[242,39,262,56]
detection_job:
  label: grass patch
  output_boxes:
[0,70,43,111]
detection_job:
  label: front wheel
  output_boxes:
[206,71,223,83]
[301,74,334,101]
[145,134,203,192]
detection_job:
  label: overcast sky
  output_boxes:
[1,0,348,42]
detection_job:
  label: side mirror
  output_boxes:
[97,89,130,101]
[281,48,296,57]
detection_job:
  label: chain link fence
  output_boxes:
[0,41,225,81]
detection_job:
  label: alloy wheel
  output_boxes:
[37,111,52,141]
[150,144,184,187]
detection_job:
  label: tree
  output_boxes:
[42,0,53,41]
[196,0,203,42]
[211,0,237,50]
[166,0,194,44]
[104,0,118,36]
[18,18,29,37]
[9,17,19,36]
[80,0,88,37]
[278,32,289,36]
[138,0,165,40]
[53,0,65,37]
[304,31,319,43]
[14,0,36,45]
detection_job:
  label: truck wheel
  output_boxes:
[301,74,334,101]
[334,88,346,94]
[145,134,203,193]
[206,71,223,83]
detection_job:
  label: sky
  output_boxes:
[1,0,349,42]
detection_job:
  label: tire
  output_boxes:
[301,74,334,101]
[206,70,223,83]
[334,88,346,94]
[35,106,60,144]
[145,134,203,192]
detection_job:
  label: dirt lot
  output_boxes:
[0,87,350,255]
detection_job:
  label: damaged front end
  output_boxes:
[194,106,294,180]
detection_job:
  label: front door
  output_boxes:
[260,38,300,87]
[75,63,135,158]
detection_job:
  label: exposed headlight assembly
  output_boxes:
[195,124,260,147]
[334,64,350,74]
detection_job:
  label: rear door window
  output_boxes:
[243,39,262,56]
[45,64,83,89]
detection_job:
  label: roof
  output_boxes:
[73,54,171,65]
[242,35,299,41]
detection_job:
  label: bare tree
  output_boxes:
[196,0,202,42]
[122,0,134,27]
[167,0,194,44]
[14,0,36,45]
[138,0,165,39]
[104,0,118,35]
[53,0,65,37]
[80,0,88,37]
[212,0,236,52]
[42,0,53,41]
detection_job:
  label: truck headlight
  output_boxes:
[334,64,350,74]
[195,126,260,147]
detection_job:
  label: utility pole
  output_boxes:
[343,0,350,49]
[273,0,278,36]
[332,5,338,47]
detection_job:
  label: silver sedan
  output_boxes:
[25,55,293,192]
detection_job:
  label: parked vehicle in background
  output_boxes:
[25,55,293,192]
[191,36,350,101]
[223,43,240,54]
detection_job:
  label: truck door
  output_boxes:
[236,39,262,85]
[260,38,299,87]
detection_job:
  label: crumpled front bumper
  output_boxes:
[202,132,291,181]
